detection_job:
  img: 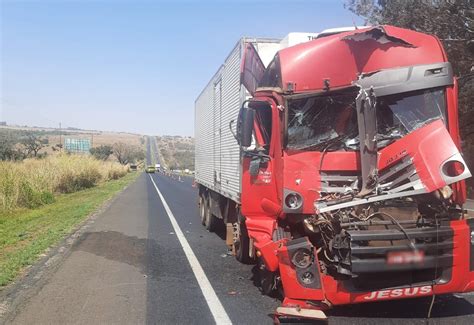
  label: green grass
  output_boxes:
[0,171,140,287]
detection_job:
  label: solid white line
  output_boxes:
[148,175,232,325]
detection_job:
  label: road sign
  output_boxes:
[64,138,91,153]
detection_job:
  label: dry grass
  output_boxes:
[0,154,128,211]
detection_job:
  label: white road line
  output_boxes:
[148,175,232,325]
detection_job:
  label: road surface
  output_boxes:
[1,136,473,324]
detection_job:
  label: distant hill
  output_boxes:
[155,135,194,170]
[0,124,145,158]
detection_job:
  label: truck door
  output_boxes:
[213,78,222,186]
[240,99,280,218]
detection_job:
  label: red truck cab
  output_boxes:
[235,26,473,321]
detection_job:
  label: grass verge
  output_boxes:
[0,155,128,211]
[0,171,140,287]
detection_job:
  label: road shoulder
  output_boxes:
[0,172,141,323]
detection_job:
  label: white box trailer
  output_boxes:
[194,37,281,203]
[194,33,323,204]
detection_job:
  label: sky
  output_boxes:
[1,0,363,136]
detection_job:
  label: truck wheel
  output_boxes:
[199,194,206,226]
[234,212,254,264]
[204,197,217,232]
[258,258,279,297]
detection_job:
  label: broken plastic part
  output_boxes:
[275,307,327,320]
[356,87,378,197]
[342,26,416,48]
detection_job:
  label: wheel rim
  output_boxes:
[199,197,205,223]
[205,201,211,228]
[234,222,243,257]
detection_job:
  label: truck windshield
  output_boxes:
[287,87,446,151]
[377,87,446,135]
[287,89,358,150]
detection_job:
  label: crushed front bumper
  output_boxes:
[277,219,474,310]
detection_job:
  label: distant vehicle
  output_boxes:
[145,166,155,173]
[194,26,472,321]
[155,163,161,169]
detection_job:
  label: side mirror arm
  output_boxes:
[229,120,238,142]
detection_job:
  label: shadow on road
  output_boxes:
[329,294,474,319]
[71,230,182,281]
[72,231,474,323]
[72,231,147,268]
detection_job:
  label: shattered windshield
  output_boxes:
[377,87,446,135]
[287,87,446,151]
[287,89,358,150]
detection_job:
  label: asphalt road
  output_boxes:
[2,136,473,324]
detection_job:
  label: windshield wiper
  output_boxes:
[296,134,351,151]
[412,117,441,130]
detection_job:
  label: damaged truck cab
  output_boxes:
[195,25,473,321]
[238,26,473,319]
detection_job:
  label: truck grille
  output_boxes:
[345,225,453,291]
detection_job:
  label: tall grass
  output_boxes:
[0,154,128,211]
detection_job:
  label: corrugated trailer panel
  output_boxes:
[195,67,223,190]
[219,42,242,201]
[195,38,280,204]
[213,76,222,186]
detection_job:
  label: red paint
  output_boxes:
[279,26,445,93]
[236,26,471,318]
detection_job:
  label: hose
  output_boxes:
[426,214,440,321]
[365,211,418,251]
[366,211,440,320]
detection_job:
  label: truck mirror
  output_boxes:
[238,104,254,148]
[249,157,260,176]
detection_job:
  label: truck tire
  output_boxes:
[235,212,254,264]
[199,194,206,226]
[204,196,217,232]
[257,258,281,298]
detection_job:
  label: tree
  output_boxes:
[90,145,113,160]
[112,142,145,165]
[0,133,22,160]
[346,0,474,193]
[21,133,48,157]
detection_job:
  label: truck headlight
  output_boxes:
[300,271,315,285]
[291,248,313,268]
[285,192,303,210]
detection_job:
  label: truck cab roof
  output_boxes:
[257,25,446,94]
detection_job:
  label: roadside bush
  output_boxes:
[56,168,102,193]
[90,145,113,161]
[18,181,55,209]
[0,154,128,211]
[108,167,127,180]
[0,166,18,210]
